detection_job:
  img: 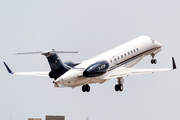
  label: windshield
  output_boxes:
[151,39,155,44]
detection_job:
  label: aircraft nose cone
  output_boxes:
[155,41,162,47]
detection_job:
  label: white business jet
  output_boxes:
[4,36,177,92]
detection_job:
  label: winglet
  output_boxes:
[3,62,14,74]
[172,57,177,70]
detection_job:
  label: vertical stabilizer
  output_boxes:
[44,53,71,80]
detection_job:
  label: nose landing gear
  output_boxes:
[150,53,157,64]
[151,59,157,64]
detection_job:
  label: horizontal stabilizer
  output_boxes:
[14,49,78,55]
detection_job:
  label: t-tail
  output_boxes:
[14,49,78,80]
[42,51,71,79]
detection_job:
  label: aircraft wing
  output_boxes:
[12,72,49,77]
[3,62,49,77]
[105,57,176,80]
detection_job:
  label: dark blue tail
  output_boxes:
[46,53,71,80]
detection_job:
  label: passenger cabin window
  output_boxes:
[134,49,136,52]
[110,60,112,63]
[136,48,139,51]
[131,51,133,54]
[128,52,130,55]
[114,58,116,61]
[118,57,120,60]
[124,53,127,57]
[121,55,123,58]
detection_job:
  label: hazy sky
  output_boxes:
[1,0,180,120]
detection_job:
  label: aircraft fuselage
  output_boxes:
[55,36,162,87]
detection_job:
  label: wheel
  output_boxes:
[153,59,157,64]
[119,84,123,91]
[115,84,119,91]
[82,85,86,92]
[151,59,157,64]
[151,59,154,64]
[86,85,90,92]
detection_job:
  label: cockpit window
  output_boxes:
[151,39,155,44]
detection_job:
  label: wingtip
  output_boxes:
[172,57,177,70]
[3,62,14,74]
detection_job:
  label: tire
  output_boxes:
[151,59,154,64]
[115,84,119,91]
[119,84,123,91]
[82,85,86,92]
[153,59,157,64]
[86,85,90,92]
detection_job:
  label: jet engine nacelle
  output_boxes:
[83,60,109,77]
[49,71,54,78]
[64,61,79,68]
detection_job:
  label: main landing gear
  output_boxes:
[115,77,124,92]
[115,84,123,91]
[82,84,90,92]
[151,53,157,64]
